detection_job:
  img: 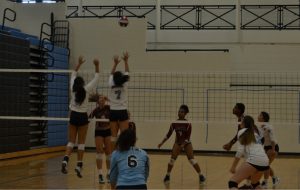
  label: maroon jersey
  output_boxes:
[89,105,110,130]
[165,120,192,145]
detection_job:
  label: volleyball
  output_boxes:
[119,16,129,27]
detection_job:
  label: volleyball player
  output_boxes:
[228,115,269,189]
[223,103,245,151]
[61,56,100,178]
[258,111,280,188]
[158,105,206,184]
[89,95,111,184]
[110,129,149,189]
[108,52,130,150]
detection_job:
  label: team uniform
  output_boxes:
[108,72,129,121]
[236,128,269,171]
[110,147,149,189]
[89,105,111,137]
[261,123,279,152]
[69,71,99,126]
[165,120,191,145]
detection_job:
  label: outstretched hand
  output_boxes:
[93,58,100,66]
[113,55,121,65]
[122,51,129,63]
[78,56,85,65]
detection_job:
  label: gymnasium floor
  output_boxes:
[0,151,299,189]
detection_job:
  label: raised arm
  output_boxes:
[85,58,100,92]
[122,51,129,72]
[111,55,121,75]
[94,58,100,73]
[70,56,85,89]
[75,56,85,72]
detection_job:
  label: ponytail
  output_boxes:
[73,76,86,105]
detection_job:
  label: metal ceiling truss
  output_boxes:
[67,5,156,29]
[160,5,236,30]
[66,4,300,30]
[241,5,300,30]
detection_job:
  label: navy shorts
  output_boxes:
[264,144,279,153]
[249,163,269,171]
[95,128,111,137]
[69,111,89,126]
[109,110,129,121]
[117,184,147,189]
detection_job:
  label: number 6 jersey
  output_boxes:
[110,147,149,186]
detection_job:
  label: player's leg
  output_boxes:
[185,143,206,184]
[95,135,105,183]
[163,143,181,184]
[61,124,78,174]
[75,124,88,178]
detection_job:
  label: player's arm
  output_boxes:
[122,51,129,73]
[111,55,120,75]
[85,59,100,92]
[158,124,173,148]
[223,133,238,151]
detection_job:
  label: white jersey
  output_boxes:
[261,123,277,146]
[108,72,129,110]
[235,128,269,166]
[69,71,99,113]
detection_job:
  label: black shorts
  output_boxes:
[117,184,147,190]
[249,163,269,171]
[95,128,111,137]
[109,110,129,121]
[69,111,89,126]
[264,144,279,153]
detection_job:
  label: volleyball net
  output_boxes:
[1,69,300,151]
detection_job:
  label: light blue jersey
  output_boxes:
[110,147,149,186]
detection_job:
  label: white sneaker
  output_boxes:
[261,181,268,189]
[272,176,280,187]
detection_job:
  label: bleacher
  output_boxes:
[0,24,69,153]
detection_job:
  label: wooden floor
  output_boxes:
[0,151,299,189]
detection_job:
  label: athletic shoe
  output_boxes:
[163,175,170,184]
[261,181,268,189]
[75,166,82,178]
[272,176,280,187]
[99,174,105,184]
[61,161,68,174]
[199,174,206,184]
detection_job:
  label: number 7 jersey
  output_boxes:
[108,74,129,110]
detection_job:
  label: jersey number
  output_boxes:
[115,90,122,100]
[127,155,137,168]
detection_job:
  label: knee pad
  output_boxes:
[67,142,74,149]
[189,159,197,165]
[111,136,117,142]
[106,154,111,161]
[168,158,176,166]
[96,153,104,160]
[77,144,85,151]
[251,182,260,189]
[228,181,238,188]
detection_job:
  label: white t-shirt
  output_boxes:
[235,128,269,166]
[69,71,100,113]
[261,123,277,146]
[108,72,129,110]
